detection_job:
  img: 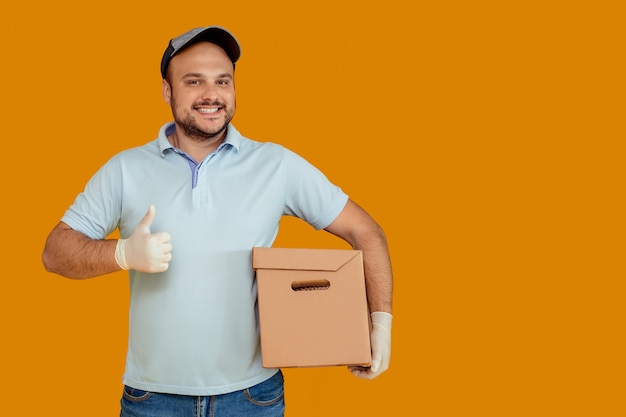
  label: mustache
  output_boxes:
[193,100,224,107]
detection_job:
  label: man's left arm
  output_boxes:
[324,198,394,379]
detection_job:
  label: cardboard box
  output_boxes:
[252,247,372,368]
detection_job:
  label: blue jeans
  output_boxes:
[120,370,285,417]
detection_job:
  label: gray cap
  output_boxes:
[160,26,241,78]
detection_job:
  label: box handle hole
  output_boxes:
[291,279,331,291]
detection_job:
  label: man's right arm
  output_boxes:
[42,206,173,279]
[42,221,122,279]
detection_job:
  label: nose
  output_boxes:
[201,83,219,102]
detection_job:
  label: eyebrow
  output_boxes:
[181,72,233,80]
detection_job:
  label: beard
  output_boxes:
[170,96,233,141]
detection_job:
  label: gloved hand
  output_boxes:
[350,311,392,380]
[114,205,172,273]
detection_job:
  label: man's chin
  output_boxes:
[180,121,229,141]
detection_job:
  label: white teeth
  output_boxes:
[197,108,219,113]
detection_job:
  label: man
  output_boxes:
[42,26,393,416]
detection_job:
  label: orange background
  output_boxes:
[1,1,624,416]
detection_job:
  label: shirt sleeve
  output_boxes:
[61,156,123,239]
[281,147,349,230]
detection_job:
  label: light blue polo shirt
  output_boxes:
[61,121,348,395]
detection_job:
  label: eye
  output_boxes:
[217,79,230,86]
[186,79,201,85]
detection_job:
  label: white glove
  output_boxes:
[350,311,392,380]
[115,205,172,273]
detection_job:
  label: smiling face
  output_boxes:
[162,41,236,143]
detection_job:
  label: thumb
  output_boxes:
[136,205,156,234]
[370,356,381,373]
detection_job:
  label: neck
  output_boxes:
[169,127,226,163]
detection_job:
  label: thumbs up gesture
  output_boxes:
[115,205,172,273]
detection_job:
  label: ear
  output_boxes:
[162,79,172,104]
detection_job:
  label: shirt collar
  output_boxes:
[157,121,242,157]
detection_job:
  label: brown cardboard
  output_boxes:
[252,247,372,368]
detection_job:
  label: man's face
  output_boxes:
[162,42,236,141]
